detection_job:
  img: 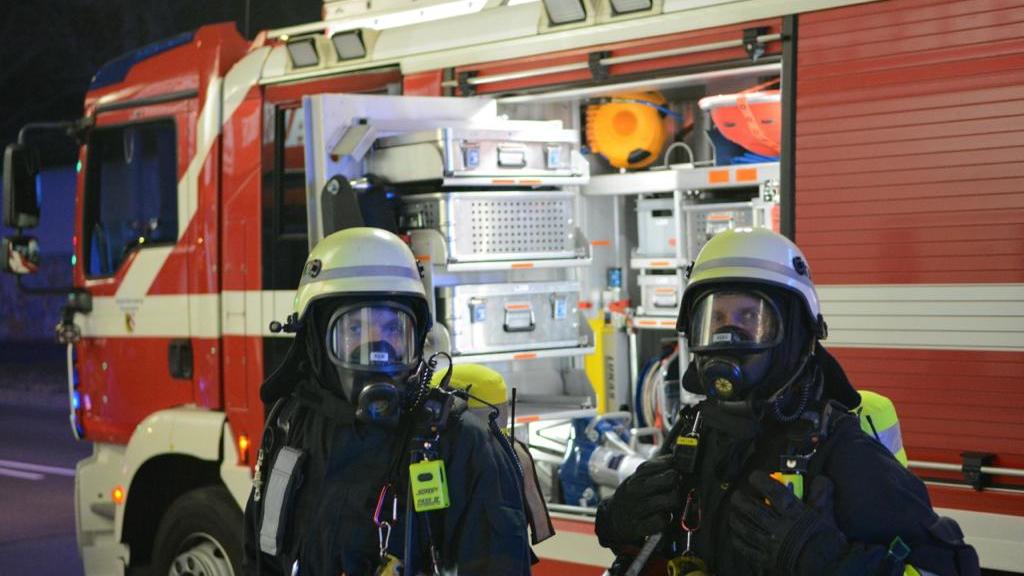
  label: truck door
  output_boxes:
[75,97,198,442]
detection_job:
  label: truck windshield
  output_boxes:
[82,120,178,277]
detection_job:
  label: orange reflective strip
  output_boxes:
[650,261,671,267]
[491,179,515,185]
[511,262,534,269]
[513,352,538,360]
[518,179,542,185]
[591,240,611,247]
[505,303,531,310]
[708,170,730,184]
[736,168,758,182]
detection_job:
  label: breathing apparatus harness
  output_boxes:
[368,352,525,575]
[610,345,841,576]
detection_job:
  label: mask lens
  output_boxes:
[688,291,780,351]
[327,305,417,369]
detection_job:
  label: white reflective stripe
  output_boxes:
[819,283,1024,351]
[0,467,44,481]
[299,264,420,286]
[863,417,904,456]
[223,48,269,121]
[81,295,187,338]
[191,292,220,340]
[221,290,296,337]
[0,459,76,477]
[933,507,1024,572]
[114,246,175,300]
[222,290,246,337]
[187,75,223,239]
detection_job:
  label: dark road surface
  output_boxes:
[0,400,91,576]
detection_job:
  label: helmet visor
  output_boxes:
[326,305,418,371]
[688,291,781,351]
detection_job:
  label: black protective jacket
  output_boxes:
[243,375,532,576]
[596,348,979,576]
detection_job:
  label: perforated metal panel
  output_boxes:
[401,191,577,262]
[682,200,772,261]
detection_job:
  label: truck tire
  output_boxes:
[150,485,243,576]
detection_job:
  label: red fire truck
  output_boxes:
[2,0,1022,574]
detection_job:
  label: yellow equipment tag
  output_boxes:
[676,436,699,447]
[410,459,450,512]
[770,472,804,500]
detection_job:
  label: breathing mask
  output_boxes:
[686,289,783,400]
[324,302,421,427]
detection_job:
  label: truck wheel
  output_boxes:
[151,486,243,576]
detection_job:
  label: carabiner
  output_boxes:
[681,489,701,532]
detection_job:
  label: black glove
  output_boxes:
[595,454,682,548]
[729,471,848,575]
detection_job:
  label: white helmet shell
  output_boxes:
[677,228,826,340]
[294,227,427,321]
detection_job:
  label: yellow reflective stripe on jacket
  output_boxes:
[855,390,909,467]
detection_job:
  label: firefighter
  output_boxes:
[244,227,532,575]
[595,228,980,576]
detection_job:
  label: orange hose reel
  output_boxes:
[586,91,671,170]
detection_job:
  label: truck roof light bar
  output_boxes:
[286,37,320,68]
[609,0,651,14]
[543,0,587,24]
[332,30,367,60]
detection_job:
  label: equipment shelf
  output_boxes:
[581,162,779,196]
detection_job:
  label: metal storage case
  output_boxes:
[637,272,684,317]
[366,125,588,185]
[635,195,677,257]
[437,281,583,355]
[401,191,579,262]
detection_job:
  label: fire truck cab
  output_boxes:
[3,0,1023,574]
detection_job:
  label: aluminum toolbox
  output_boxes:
[400,191,579,262]
[637,271,684,316]
[366,124,588,185]
[636,195,676,257]
[680,199,774,260]
[437,281,583,355]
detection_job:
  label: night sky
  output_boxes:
[0,0,321,165]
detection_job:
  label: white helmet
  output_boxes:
[677,228,826,341]
[293,227,431,344]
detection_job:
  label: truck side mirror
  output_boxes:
[2,235,41,275]
[3,143,41,229]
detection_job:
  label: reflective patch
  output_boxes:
[259,447,306,556]
[299,264,419,285]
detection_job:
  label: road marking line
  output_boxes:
[0,459,76,477]
[0,467,44,481]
